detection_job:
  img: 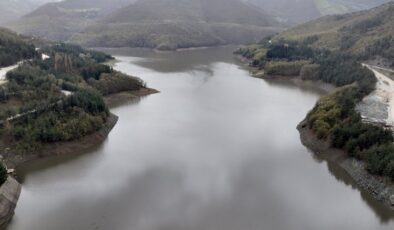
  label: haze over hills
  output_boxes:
[71,0,282,50]
[8,0,282,50]
[0,0,59,25]
[8,0,138,41]
[244,0,392,24]
[6,0,392,50]
[243,0,321,24]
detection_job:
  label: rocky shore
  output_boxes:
[298,119,394,210]
[0,177,21,228]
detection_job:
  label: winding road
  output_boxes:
[0,62,21,85]
[362,64,394,126]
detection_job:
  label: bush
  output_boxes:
[0,163,7,186]
[68,89,108,115]
[307,77,394,180]
[266,44,314,60]
[265,61,309,76]
[87,72,144,95]
[0,29,37,67]
[300,64,320,80]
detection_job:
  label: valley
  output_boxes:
[0,1,393,229]
[6,46,394,230]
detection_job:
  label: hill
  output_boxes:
[0,27,150,161]
[272,2,394,65]
[8,0,137,41]
[313,0,391,15]
[70,0,282,50]
[0,28,36,67]
[244,0,392,24]
[235,2,394,187]
[0,0,59,25]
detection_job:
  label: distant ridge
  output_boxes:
[0,0,58,25]
[8,0,137,41]
[244,0,392,24]
[70,0,282,50]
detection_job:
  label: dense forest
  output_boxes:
[272,2,394,67]
[0,163,6,185]
[236,39,394,180]
[0,29,36,67]
[0,41,146,155]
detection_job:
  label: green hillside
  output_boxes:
[0,28,36,67]
[244,0,392,24]
[274,2,394,64]
[0,27,148,157]
[235,2,394,181]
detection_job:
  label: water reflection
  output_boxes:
[15,141,107,183]
[99,46,236,73]
[7,47,394,230]
[310,151,394,223]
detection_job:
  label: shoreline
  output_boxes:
[104,88,159,108]
[93,44,240,54]
[297,119,394,210]
[0,114,118,229]
[237,53,394,210]
[0,87,158,228]
[3,113,119,170]
[234,54,336,93]
[4,87,158,169]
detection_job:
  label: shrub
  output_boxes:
[265,61,309,76]
[0,163,7,186]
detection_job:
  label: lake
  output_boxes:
[7,46,394,230]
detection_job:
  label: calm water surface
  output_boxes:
[7,47,394,230]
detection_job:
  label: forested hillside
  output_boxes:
[0,28,147,156]
[0,28,36,67]
[244,0,392,24]
[8,0,137,41]
[272,2,394,66]
[71,0,282,50]
[235,2,394,180]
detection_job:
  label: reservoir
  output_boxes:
[7,47,394,230]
